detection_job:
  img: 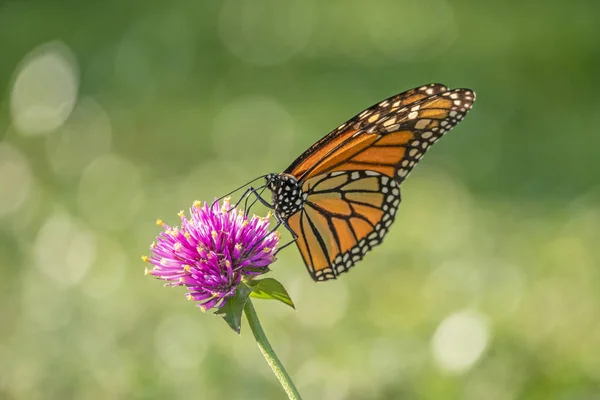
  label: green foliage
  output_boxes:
[1,1,599,399]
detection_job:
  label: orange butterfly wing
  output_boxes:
[282,84,476,281]
[285,83,450,179]
[287,170,400,281]
[290,88,476,182]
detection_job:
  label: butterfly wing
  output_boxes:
[285,83,450,179]
[289,88,476,183]
[286,170,401,281]
[282,85,475,281]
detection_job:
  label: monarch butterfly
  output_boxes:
[232,84,475,281]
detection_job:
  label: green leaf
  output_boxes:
[246,278,295,309]
[214,283,253,334]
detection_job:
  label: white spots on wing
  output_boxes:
[368,113,380,123]
[414,119,430,130]
[383,117,397,127]
[351,171,360,180]
[421,131,433,139]
[385,123,400,133]
[408,111,419,119]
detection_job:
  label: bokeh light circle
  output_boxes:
[10,41,79,135]
[432,309,490,373]
[77,154,144,230]
[218,0,315,66]
[46,97,112,176]
[34,210,96,288]
[0,143,34,217]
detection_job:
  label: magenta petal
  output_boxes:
[144,198,279,311]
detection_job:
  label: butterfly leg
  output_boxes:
[243,186,270,216]
[273,219,299,255]
[228,186,272,214]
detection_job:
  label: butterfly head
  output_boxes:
[265,173,306,219]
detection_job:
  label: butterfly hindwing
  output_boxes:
[286,170,401,281]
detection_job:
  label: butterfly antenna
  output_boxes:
[213,174,268,208]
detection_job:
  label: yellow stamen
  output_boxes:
[177,210,185,217]
[235,243,242,250]
[179,277,185,283]
[141,255,149,262]
[144,267,150,275]
[197,246,203,254]
[186,293,193,300]
[199,306,207,313]
[184,232,191,239]
[263,247,271,253]
[156,219,164,226]
[242,221,248,227]
[211,230,218,238]
[266,211,273,219]
[150,241,156,249]
[193,200,201,208]
[183,264,191,272]
[160,258,168,266]
[174,242,182,251]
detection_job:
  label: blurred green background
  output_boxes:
[1,0,599,399]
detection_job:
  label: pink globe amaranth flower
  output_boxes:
[143,199,279,311]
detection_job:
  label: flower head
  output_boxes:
[144,198,279,311]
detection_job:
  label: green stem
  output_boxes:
[244,299,302,400]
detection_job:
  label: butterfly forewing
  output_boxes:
[297,88,475,182]
[286,83,450,180]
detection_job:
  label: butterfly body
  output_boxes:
[261,84,475,281]
[266,173,307,219]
